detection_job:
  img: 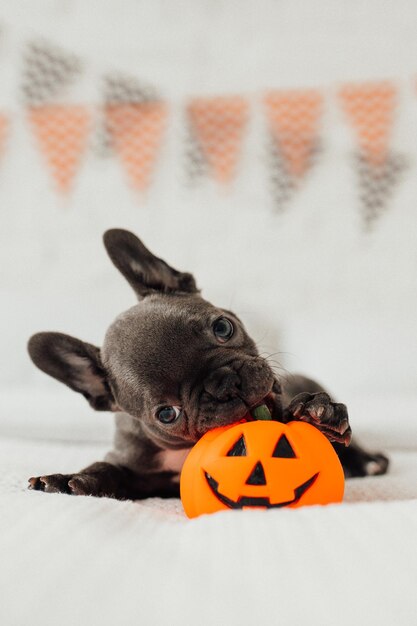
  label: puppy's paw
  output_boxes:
[285,392,352,446]
[363,453,389,476]
[28,473,102,496]
[336,445,390,478]
[28,473,73,494]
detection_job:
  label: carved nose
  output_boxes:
[246,462,267,486]
[204,367,240,401]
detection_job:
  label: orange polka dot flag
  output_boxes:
[186,96,249,185]
[27,106,91,193]
[264,90,323,211]
[103,74,167,194]
[339,82,406,229]
[22,41,92,193]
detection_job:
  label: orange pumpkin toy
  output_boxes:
[180,419,345,518]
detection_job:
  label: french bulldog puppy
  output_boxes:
[27,229,388,500]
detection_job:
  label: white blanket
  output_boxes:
[1,427,417,626]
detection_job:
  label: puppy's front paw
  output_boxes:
[285,392,352,446]
[28,473,72,494]
[28,473,102,496]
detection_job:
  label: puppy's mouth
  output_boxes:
[246,392,278,420]
[195,386,282,438]
[241,386,283,423]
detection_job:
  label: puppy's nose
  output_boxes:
[204,367,240,401]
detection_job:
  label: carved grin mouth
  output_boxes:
[204,471,319,509]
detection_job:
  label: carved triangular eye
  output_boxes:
[272,434,296,458]
[227,435,247,456]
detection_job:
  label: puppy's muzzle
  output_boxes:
[201,358,274,417]
[203,366,241,402]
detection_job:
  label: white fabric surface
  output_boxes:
[1,412,417,626]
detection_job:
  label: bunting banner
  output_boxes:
[104,73,167,192]
[264,90,323,210]
[0,31,411,226]
[339,82,406,228]
[186,96,248,184]
[22,40,91,193]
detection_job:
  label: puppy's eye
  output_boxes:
[213,317,234,343]
[157,406,182,424]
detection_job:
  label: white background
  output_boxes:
[1,0,417,438]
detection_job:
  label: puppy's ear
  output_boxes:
[28,332,117,411]
[103,228,199,299]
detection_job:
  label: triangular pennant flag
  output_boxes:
[28,105,91,192]
[339,82,395,167]
[94,73,160,159]
[355,152,407,228]
[264,90,322,178]
[184,115,207,184]
[264,90,322,210]
[105,102,167,191]
[22,41,81,106]
[187,96,248,184]
[339,81,405,228]
[104,73,158,105]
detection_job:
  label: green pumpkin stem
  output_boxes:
[251,403,272,421]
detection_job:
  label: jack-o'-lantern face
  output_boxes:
[180,420,344,518]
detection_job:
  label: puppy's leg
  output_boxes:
[28,462,135,499]
[28,462,181,500]
[332,441,389,478]
[282,375,389,477]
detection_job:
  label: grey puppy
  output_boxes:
[27,229,388,501]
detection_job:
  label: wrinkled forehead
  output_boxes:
[102,295,224,372]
